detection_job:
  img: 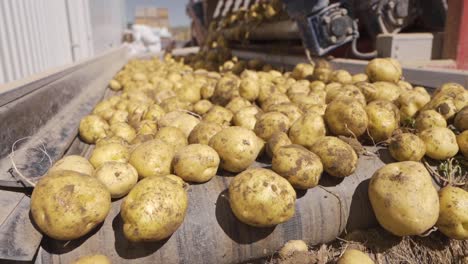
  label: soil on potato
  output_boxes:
[245,227,468,264]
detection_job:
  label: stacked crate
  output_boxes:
[134,6,170,28]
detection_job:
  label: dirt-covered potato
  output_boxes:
[188,121,223,145]
[109,122,136,143]
[211,75,240,105]
[310,137,358,177]
[226,97,251,113]
[266,131,292,158]
[232,106,261,130]
[352,73,368,84]
[454,106,468,131]
[260,93,290,111]
[369,161,439,236]
[303,104,327,116]
[79,115,110,144]
[31,170,111,240]
[154,126,188,152]
[398,87,431,120]
[325,98,368,137]
[397,80,413,91]
[89,142,129,168]
[72,254,111,264]
[272,145,323,189]
[209,126,263,172]
[95,161,138,198]
[143,104,165,122]
[326,84,366,105]
[109,110,129,125]
[203,105,233,126]
[366,58,402,82]
[372,81,402,102]
[365,100,399,142]
[291,63,314,80]
[239,78,260,101]
[109,79,122,91]
[337,249,374,264]
[121,175,188,242]
[254,112,290,141]
[228,168,296,227]
[92,100,115,120]
[49,155,94,176]
[421,94,458,120]
[313,66,332,83]
[160,97,191,112]
[129,139,175,178]
[158,111,200,137]
[436,186,468,240]
[330,70,352,84]
[415,110,447,131]
[419,127,459,160]
[288,113,326,148]
[267,103,303,124]
[287,81,310,96]
[389,133,426,161]
[457,130,468,158]
[278,240,308,259]
[136,120,157,135]
[193,99,213,115]
[173,144,220,183]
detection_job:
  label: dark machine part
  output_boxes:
[283,0,358,56]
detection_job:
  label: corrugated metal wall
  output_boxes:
[0,0,125,85]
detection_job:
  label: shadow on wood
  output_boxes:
[111,213,169,259]
[215,189,275,244]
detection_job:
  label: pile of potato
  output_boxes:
[30,53,467,253]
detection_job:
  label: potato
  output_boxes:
[330,70,352,84]
[436,186,468,240]
[109,79,122,91]
[415,110,447,131]
[303,104,327,116]
[89,142,129,168]
[278,240,308,259]
[310,137,358,177]
[155,89,177,104]
[203,105,233,126]
[389,133,425,161]
[352,73,368,83]
[143,104,165,122]
[95,162,138,198]
[313,67,332,83]
[109,122,136,143]
[173,144,220,183]
[129,139,175,178]
[288,113,326,148]
[272,145,323,189]
[72,254,111,264]
[398,87,431,120]
[121,175,188,242]
[200,80,216,99]
[454,106,468,131]
[260,93,290,111]
[232,106,261,130]
[397,80,413,91]
[419,127,459,160]
[174,84,201,103]
[96,136,127,147]
[337,249,374,264]
[267,103,303,124]
[136,120,157,135]
[291,63,314,80]
[209,126,263,172]
[130,134,154,146]
[109,110,129,125]
[422,95,458,120]
[365,100,399,142]
[266,131,292,158]
[188,121,223,145]
[158,111,200,137]
[366,58,402,82]
[30,170,111,240]
[258,81,281,103]
[369,161,439,236]
[193,99,213,115]
[254,112,290,141]
[79,115,110,144]
[228,168,296,227]
[372,81,402,102]
[226,97,251,113]
[211,75,240,105]
[92,100,115,120]
[154,127,188,152]
[287,81,310,96]
[326,84,366,106]
[239,78,260,101]
[325,98,368,137]
[457,130,468,158]
[49,155,94,176]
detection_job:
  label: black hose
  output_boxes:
[351,37,377,59]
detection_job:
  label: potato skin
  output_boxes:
[454,106,468,131]
[288,113,326,148]
[365,100,399,142]
[30,170,111,240]
[266,131,292,157]
[368,161,439,236]
[121,175,188,242]
[89,143,129,168]
[272,145,323,189]
[229,168,296,227]
[325,99,368,137]
[458,130,468,158]
[158,111,200,137]
[436,186,468,240]
[173,144,220,183]
[109,122,136,143]
[209,126,263,172]
[129,139,175,178]
[278,240,308,259]
[49,155,94,176]
[419,127,459,160]
[389,133,426,161]
[154,126,188,152]
[337,249,374,264]
[232,106,260,130]
[366,58,402,82]
[254,112,290,141]
[95,162,138,198]
[203,105,233,126]
[415,110,447,132]
[79,115,110,144]
[310,137,358,177]
[72,254,111,264]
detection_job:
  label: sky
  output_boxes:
[126,0,191,27]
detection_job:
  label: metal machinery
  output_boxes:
[187,0,448,59]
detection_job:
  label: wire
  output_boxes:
[351,37,377,59]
